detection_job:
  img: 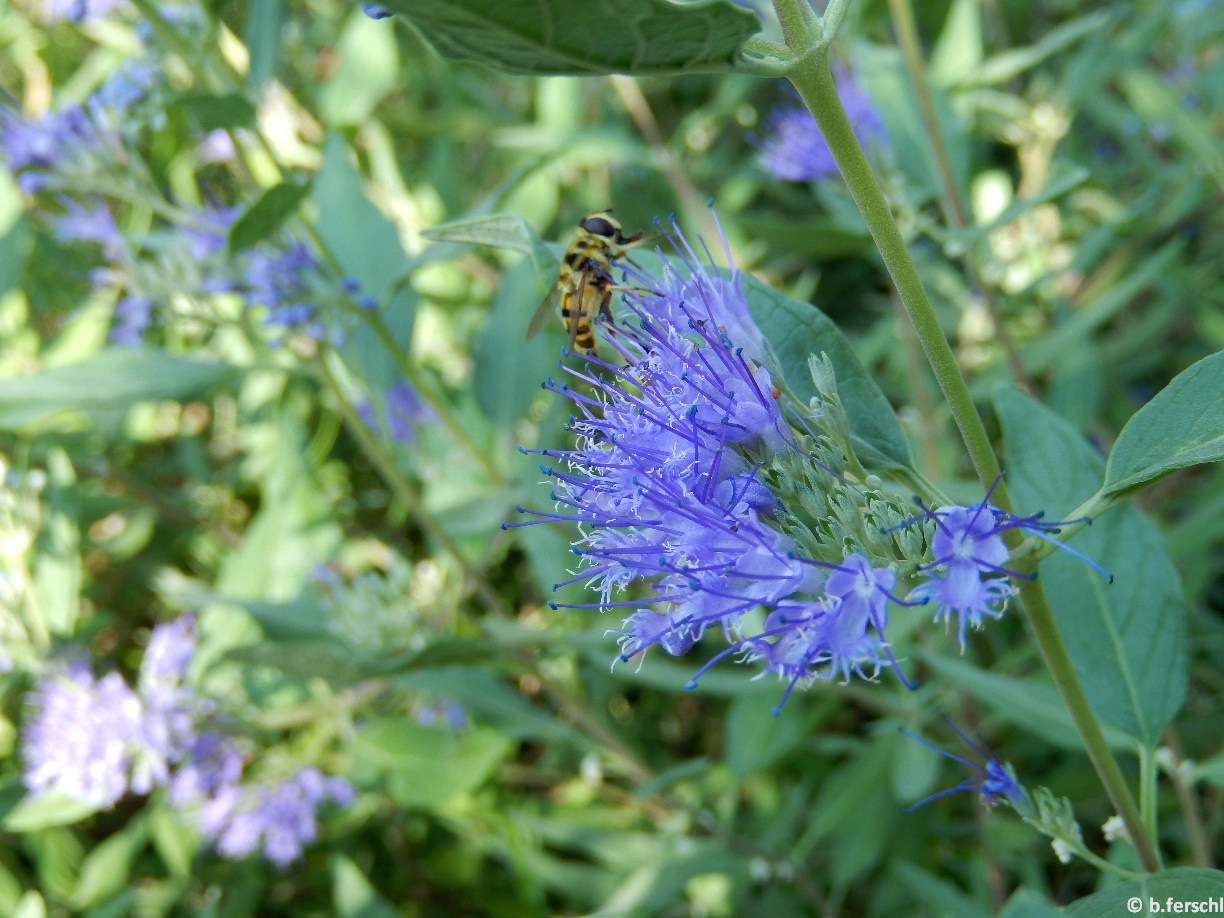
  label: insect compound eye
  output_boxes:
[580,215,618,239]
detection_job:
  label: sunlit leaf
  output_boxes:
[1105,350,1224,494]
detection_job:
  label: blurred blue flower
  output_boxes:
[361,3,393,19]
[182,205,238,261]
[901,718,1032,814]
[757,66,886,182]
[51,197,124,260]
[245,242,317,308]
[358,380,436,445]
[23,660,166,807]
[111,295,153,346]
[195,767,355,868]
[0,103,98,193]
[43,0,124,22]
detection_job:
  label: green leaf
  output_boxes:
[353,721,511,808]
[173,92,256,132]
[314,134,410,302]
[227,181,311,254]
[474,259,555,427]
[743,275,914,471]
[921,653,1134,752]
[318,11,399,127]
[377,0,759,76]
[995,386,1187,747]
[893,862,984,918]
[0,215,31,297]
[723,694,805,778]
[1000,889,1063,918]
[1104,350,1224,494]
[13,892,47,918]
[32,449,80,637]
[244,0,286,89]
[1064,868,1224,917]
[148,806,195,879]
[0,349,240,430]
[958,11,1111,88]
[70,818,148,909]
[421,212,558,293]
[331,856,402,918]
[2,794,100,832]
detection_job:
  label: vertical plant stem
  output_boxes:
[1164,728,1211,868]
[1012,577,1161,871]
[1140,744,1159,857]
[783,44,1162,873]
[318,352,510,618]
[786,55,1005,503]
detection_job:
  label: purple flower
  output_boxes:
[23,661,162,807]
[896,491,1110,650]
[361,3,392,18]
[111,295,153,346]
[0,104,98,193]
[43,0,124,22]
[245,242,317,308]
[901,718,1032,814]
[510,213,905,710]
[357,381,436,445]
[169,732,246,807]
[51,197,124,259]
[196,767,355,868]
[757,67,886,182]
[182,205,237,260]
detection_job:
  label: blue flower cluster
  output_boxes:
[22,616,352,867]
[511,220,913,712]
[2,53,375,348]
[512,215,1107,715]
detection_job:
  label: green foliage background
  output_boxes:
[0,0,1223,915]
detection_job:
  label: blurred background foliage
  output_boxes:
[0,0,1222,914]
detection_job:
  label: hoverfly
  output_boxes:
[527,210,650,356]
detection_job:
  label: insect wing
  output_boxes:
[526,283,562,341]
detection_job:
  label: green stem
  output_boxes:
[787,55,1007,506]
[318,352,510,617]
[783,43,1161,873]
[1014,577,1161,871]
[360,310,506,486]
[1140,744,1159,858]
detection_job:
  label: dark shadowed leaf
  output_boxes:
[173,92,256,132]
[743,275,914,471]
[227,181,311,254]
[376,0,759,76]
